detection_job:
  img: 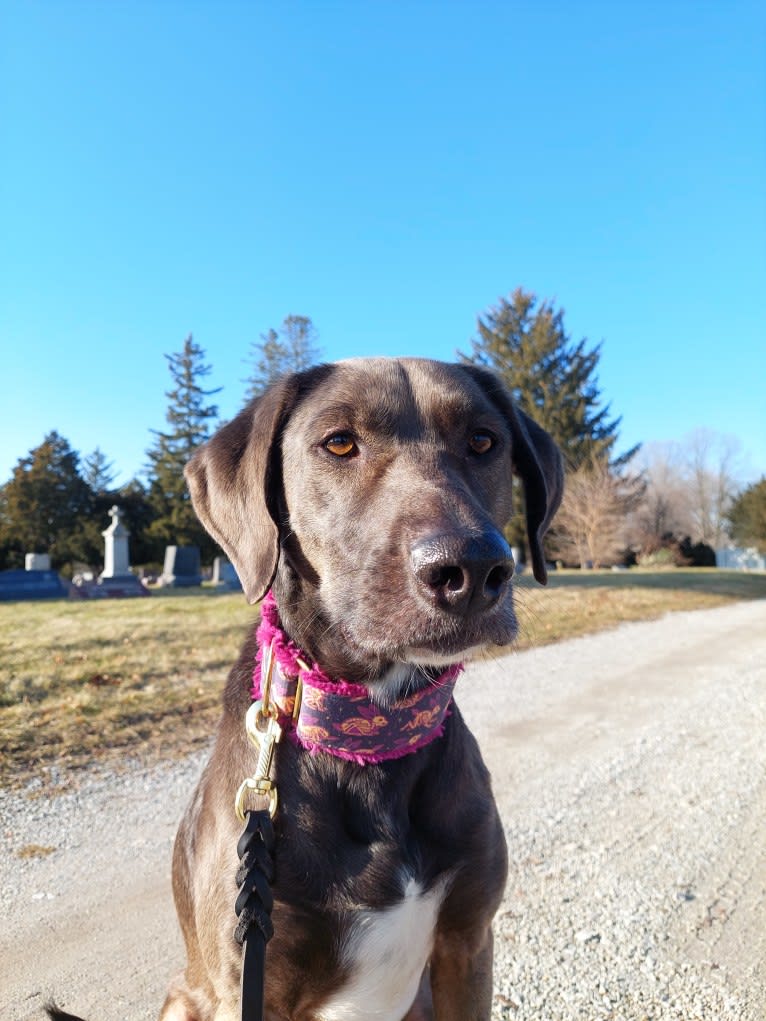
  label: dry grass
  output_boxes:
[1,591,255,789]
[1,571,764,790]
[16,843,57,859]
[511,568,766,650]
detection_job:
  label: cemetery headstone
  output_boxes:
[161,545,202,588]
[101,505,131,579]
[25,553,51,571]
[0,567,69,602]
[91,506,148,598]
[212,555,242,591]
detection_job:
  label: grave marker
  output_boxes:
[212,555,242,591]
[161,545,202,588]
[0,568,69,602]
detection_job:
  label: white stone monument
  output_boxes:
[101,505,131,579]
[95,506,148,597]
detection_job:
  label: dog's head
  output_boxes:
[186,358,562,683]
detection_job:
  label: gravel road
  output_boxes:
[2,599,765,1021]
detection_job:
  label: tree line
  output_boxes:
[460,288,764,566]
[0,315,319,574]
[1,294,763,576]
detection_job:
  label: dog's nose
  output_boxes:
[410,532,514,615]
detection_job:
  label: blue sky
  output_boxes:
[2,1,765,489]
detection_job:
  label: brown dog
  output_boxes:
[51,358,561,1021]
[160,358,563,1021]
[157,359,563,1021]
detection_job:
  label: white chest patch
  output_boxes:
[316,875,448,1021]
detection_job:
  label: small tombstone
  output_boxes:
[0,568,69,602]
[212,555,242,591]
[161,545,202,588]
[25,553,51,571]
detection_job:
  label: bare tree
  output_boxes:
[553,457,645,568]
[627,432,743,554]
[685,429,741,548]
[632,441,693,546]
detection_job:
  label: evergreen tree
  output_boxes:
[463,288,633,469]
[78,447,123,564]
[0,432,97,569]
[246,327,285,398]
[462,288,636,557]
[82,447,118,494]
[245,315,320,399]
[728,477,766,553]
[116,478,160,566]
[79,449,164,571]
[145,335,221,554]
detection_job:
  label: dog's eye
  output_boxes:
[324,434,357,457]
[469,432,495,455]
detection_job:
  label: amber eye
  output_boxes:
[324,434,357,457]
[469,431,495,455]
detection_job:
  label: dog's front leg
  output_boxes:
[428,927,495,1020]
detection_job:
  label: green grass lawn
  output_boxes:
[1,570,764,789]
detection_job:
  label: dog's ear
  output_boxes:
[184,374,302,604]
[461,365,564,584]
[509,407,564,584]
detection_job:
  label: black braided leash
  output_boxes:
[234,808,276,1021]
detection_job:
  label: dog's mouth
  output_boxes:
[404,641,488,665]
[404,642,486,665]
[335,599,518,674]
[365,637,495,707]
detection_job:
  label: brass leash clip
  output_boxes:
[235,641,282,822]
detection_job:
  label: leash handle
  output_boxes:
[235,809,275,1021]
[240,936,266,1021]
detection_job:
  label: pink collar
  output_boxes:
[252,591,461,765]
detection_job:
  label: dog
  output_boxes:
[50,357,562,1021]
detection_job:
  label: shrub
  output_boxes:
[678,537,717,567]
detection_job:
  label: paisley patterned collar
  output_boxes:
[251,591,461,765]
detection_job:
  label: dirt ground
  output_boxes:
[2,599,764,1021]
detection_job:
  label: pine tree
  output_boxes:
[115,478,158,567]
[82,447,117,494]
[0,432,96,569]
[77,447,121,566]
[145,335,221,554]
[463,288,633,469]
[245,315,320,399]
[728,477,766,553]
[462,288,636,558]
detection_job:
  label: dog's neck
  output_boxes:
[252,591,461,765]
